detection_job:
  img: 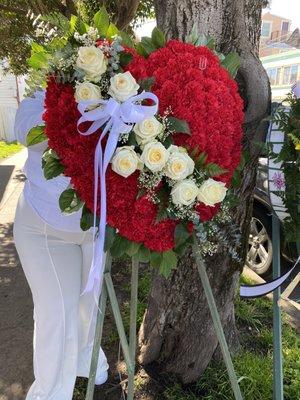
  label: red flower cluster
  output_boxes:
[43,40,243,252]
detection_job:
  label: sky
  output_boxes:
[264,0,300,30]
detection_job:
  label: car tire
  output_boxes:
[246,206,273,277]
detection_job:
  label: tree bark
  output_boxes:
[138,0,270,384]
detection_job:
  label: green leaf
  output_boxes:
[104,225,116,252]
[221,52,240,78]
[159,250,178,278]
[31,42,46,54]
[137,246,150,263]
[195,151,208,167]
[80,204,96,231]
[166,116,190,134]
[106,23,119,39]
[42,149,64,180]
[174,223,191,248]
[161,135,173,149]
[59,188,83,214]
[119,31,134,48]
[28,52,49,70]
[136,188,146,200]
[93,7,110,36]
[69,15,78,34]
[119,52,133,68]
[110,235,131,258]
[150,251,163,268]
[26,125,47,146]
[136,42,148,57]
[75,17,88,35]
[186,24,199,44]
[126,241,141,257]
[151,27,166,48]
[205,36,216,50]
[126,131,138,146]
[205,163,228,177]
[138,76,155,91]
[140,37,156,55]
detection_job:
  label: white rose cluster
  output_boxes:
[75,82,102,102]
[108,71,139,102]
[197,178,227,206]
[76,46,107,82]
[133,117,163,145]
[111,146,140,178]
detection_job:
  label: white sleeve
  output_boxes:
[14,91,46,145]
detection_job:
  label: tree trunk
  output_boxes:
[138,0,271,384]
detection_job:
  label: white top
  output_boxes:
[14,91,83,232]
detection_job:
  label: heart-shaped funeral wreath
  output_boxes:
[24,9,244,287]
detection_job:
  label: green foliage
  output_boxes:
[42,148,64,179]
[166,116,191,135]
[159,250,178,278]
[221,52,241,78]
[26,126,47,146]
[151,27,166,48]
[0,1,153,75]
[0,141,23,159]
[205,162,228,177]
[59,188,84,213]
[80,204,97,231]
[160,295,299,400]
[93,7,109,36]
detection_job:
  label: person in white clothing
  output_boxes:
[13,92,108,399]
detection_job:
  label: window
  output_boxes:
[281,21,290,33]
[282,65,298,85]
[283,66,290,85]
[267,67,280,86]
[261,21,272,37]
[290,65,298,84]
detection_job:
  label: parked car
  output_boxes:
[246,157,296,277]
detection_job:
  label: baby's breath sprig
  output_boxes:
[138,169,164,192]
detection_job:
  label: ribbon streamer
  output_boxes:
[77,92,158,295]
[240,256,300,298]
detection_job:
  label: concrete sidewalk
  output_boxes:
[0,149,34,400]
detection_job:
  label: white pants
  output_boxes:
[13,193,108,399]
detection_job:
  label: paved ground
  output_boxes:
[0,150,34,400]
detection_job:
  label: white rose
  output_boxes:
[140,141,169,172]
[76,46,107,81]
[108,71,139,102]
[165,145,194,180]
[133,117,163,145]
[75,82,102,102]
[197,178,227,206]
[171,179,198,206]
[111,146,140,178]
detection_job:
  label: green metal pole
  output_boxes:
[192,243,243,400]
[127,257,139,399]
[85,253,112,400]
[104,273,134,374]
[272,214,283,400]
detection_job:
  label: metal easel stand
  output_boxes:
[85,252,139,400]
[86,245,244,400]
[271,213,283,400]
[192,242,244,400]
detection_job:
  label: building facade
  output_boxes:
[260,12,292,57]
[261,49,300,101]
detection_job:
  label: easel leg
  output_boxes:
[85,254,112,400]
[192,243,243,400]
[127,257,139,399]
[272,214,283,400]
